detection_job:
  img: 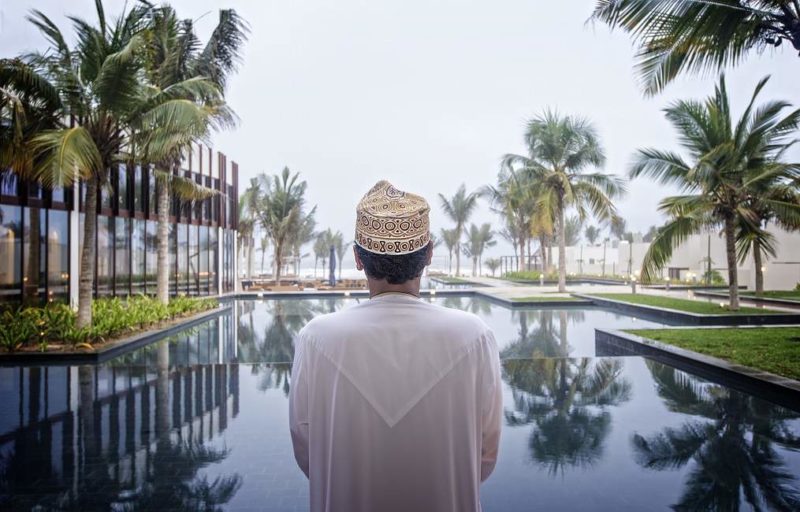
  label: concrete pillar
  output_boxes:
[217,226,223,296]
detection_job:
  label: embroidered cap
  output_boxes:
[355,180,431,255]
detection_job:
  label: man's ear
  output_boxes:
[354,246,364,270]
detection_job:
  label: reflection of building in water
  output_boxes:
[0,360,240,508]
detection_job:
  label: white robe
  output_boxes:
[289,293,502,512]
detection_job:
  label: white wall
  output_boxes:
[559,226,800,290]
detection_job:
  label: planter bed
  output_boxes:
[595,327,800,411]
[576,293,800,326]
[0,305,231,366]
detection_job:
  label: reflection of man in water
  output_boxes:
[289,180,502,512]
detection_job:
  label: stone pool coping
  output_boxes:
[0,305,232,366]
[595,327,800,411]
[574,293,800,325]
[693,290,800,308]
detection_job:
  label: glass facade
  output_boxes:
[97,216,114,296]
[0,206,22,302]
[0,143,238,304]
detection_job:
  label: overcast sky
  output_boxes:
[2,0,799,264]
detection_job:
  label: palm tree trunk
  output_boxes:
[602,241,607,277]
[724,215,740,310]
[557,202,567,293]
[455,243,461,276]
[77,179,97,329]
[753,241,764,296]
[248,239,254,279]
[518,240,525,272]
[539,234,547,274]
[156,176,170,305]
[472,256,477,277]
[274,244,282,285]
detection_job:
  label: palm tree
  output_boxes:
[259,236,269,275]
[287,210,316,277]
[314,229,337,279]
[631,75,800,309]
[332,231,349,280]
[6,2,158,328]
[140,6,246,305]
[312,234,326,278]
[584,224,600,246]
[484,168,547,272]
[503,111,626,292]
[590,1,800,95]
[438,184,479,277]
[254,167,316,285]
[463,223,496,276]
[609,216,627,241]
[736,176,800,295]
[485,257,502,277]
[440,227,460,276]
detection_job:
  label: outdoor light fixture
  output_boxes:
[257,292,263,298]
[344,291,350,297]
[761,266,766,272]
[431,289,437,296]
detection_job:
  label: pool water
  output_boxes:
[2,298,799,511]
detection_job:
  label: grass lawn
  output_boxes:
[626,327,800,381]
[742,290,800,301]
[511,296,583,302]
[593,293,780,315]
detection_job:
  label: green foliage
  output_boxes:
[594,293,776,315]
[0,295,218,352]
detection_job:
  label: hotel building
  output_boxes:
[0,143,239,305]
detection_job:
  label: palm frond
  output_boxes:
[29,126,101,187]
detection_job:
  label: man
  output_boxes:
[289,180,502,512]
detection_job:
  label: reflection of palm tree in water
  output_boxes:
[238,299,340,393]
[633,362,800,511]
[502,309,585,359]
[504,357,631,475]
[441,296,493,315]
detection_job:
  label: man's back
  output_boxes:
[289,293,502,512]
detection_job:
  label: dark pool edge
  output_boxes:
[0,306,232,367]
[574,293,800,325]
[694,290,800,308]
[595,328,800,411]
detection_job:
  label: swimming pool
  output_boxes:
[1,298,798,511]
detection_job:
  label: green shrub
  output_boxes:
[0,295,218,352]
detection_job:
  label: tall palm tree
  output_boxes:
[287,210,316,277]
[140,6,246,305]
[463,223,496,276]
[590,1,800,95]
[314,229,337,279]
[238,179,261,279]
[332,231,349,280]
[439,227,460,276]
[631,75,800,309]
[312,234,326,278]
[259,236,269,274]
[7,1,156,328]
[255,167,315,285]
[438,184,479,276]
[503,111,626,292]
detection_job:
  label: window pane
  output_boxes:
[134,165,143,212]
[148,167,157,216]
[97,215,114,297]
[178,223,188,294]
[100,175,112,209]
[199,225,209,295]
[0,170,18,196]
[209,227,217,294]
[118,163,128,210]
[145,220,157,294]
[47,210,70,302]
[169,223,177,295]
[23,207,46,303]
[189,224,199,295]
[131,219,145,295]
[115,217,130,296]
[52,186,65,203]
[0,205,22,302]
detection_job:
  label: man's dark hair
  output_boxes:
[355,243,430,284]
